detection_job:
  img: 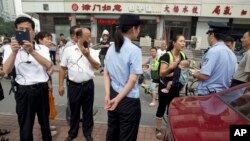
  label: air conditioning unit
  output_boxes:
[191,36,202,49]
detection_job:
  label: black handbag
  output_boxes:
[0,82,4,101]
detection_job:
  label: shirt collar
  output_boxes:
[124,36,132,42]
[212,41,225,47]
[70,39,76,45]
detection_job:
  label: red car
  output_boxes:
[163,82,250,141]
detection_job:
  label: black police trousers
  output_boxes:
[15,82,52,141]
[67,79,94,138]
[106,87,141,141]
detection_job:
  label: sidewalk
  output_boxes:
[0,114,162,141]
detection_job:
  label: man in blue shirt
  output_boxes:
[191,21,237,95]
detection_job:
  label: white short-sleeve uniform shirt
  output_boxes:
[3,44,51,85]
[60,45,100,83]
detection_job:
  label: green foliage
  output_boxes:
[0,17,15,36]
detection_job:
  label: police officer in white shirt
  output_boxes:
[3,16,53,141]
[59,27,100,141]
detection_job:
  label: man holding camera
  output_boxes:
[59,27,100,141]
[3,16,53,141]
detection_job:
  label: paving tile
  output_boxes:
[0,114,162,141]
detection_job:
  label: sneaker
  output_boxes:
[149,102,156,107]
[51,130,57,136]
[155,128,162,140]
[50,125,56,130]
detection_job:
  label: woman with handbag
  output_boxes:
[35,32,58,136]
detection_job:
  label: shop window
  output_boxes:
[139,20,157,41]
[96,19,157,42]
[43,4,49,11]
[97,19,118,42]
[76,19,91,27]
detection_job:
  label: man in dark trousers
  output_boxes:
[59,27,100,141]
[3,16,53,141]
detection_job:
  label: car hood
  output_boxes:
[168,95,249,141]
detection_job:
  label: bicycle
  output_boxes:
[185,78,199,96]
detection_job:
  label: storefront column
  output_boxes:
[91,15,97,45]
[70,13,76,26]
[156,16,164,39]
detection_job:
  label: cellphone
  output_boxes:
[83,41,89,48]
[15,30,30,45]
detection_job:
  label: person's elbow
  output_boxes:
[160,69,169,77]
[94,63,101,70]
[159,70,165,77]
[129,74,138,85]
[3,65,11,75]
[0,70,5,77]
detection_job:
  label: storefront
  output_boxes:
[21,0,250,49]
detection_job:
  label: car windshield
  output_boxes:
[218,84,250,121]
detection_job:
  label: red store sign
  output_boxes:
[71,3,122,12]
[212,5,248,16]
[98,19,118,25]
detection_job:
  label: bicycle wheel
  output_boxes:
[187,79,199,96]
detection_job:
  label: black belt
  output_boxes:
[68,79,92,86]
[18,82,48,89]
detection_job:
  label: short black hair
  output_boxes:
[35,31,52,44]
[223,35,234,43]
[150,47,157,51]
[70,25,80,35]
[14,16,35,30]
[60,33,64,36]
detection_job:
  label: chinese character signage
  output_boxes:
[202,4,249,18]
[66,3,123,13]
[67,3,161,14]
[65,2,249,18]
[162,4,201,16]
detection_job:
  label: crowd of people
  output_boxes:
[138,21,249,140]
[0,13,249,141]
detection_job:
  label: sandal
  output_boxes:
[149,102,156,107]
[0,137,9,141]
[155,128,162,140]
[0,129,10,136]
[161,88,169,93]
